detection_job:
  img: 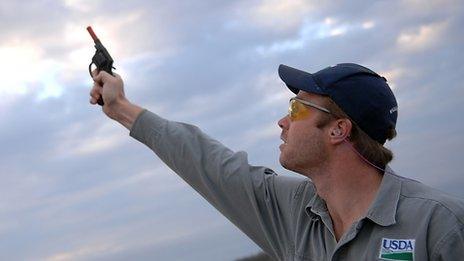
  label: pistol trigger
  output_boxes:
[88,62,94,78]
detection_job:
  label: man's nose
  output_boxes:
[278,115,289,130]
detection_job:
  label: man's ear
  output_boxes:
[328,119,352,144]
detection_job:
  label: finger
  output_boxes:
[93,71,102,83]
[92,70,112,83]
[90,84,102,99]
[91,69,99,78]
[90,90,100,100]
[92,80,102,89]
[89,83,96,96]
[89,82,103,99]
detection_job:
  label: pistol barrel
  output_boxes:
[86,26,99,43]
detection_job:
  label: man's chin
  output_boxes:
[279,154,291,170]
[279,146,300,171]
[279,154,307,174]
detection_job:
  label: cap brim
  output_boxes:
[278,64,326,95]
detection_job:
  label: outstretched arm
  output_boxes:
[88,71,306,259]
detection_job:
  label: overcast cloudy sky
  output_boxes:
[1,0,463,260]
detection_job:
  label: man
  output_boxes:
[89,63,464,260]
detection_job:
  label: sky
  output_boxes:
[0,0,463,260]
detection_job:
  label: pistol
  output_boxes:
[87,26,115,106]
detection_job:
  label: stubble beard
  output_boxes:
[280,132,329,175]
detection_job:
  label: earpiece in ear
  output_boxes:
[333,128,342,136]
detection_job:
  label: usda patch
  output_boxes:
[379,238,415,261]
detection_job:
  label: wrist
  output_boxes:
[106,99,144,130]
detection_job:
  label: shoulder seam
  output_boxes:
[293,179,309,200]
[399,194,464,226]
[431,224,463,259]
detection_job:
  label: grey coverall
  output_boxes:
[130,110,464,261]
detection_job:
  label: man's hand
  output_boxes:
[89,70,144,130]
[90,70,125,118]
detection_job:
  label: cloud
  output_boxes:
[378,67,407,90]
[245,0,315,31]
[0,43,64,101]
[0,1,180,104]
[1,0,464,260]
[362,21,375,29]
[397,21,449,52]
[254,17,379,56]
[51,120,127,158]
[242,121,280,149]
[62,0,101,13]
[46,242,118,261]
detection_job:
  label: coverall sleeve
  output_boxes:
[431,225,464,260]
[129,110,306,259]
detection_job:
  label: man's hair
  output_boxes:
[317,98,397,169]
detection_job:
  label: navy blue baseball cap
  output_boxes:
[278,63,398,144]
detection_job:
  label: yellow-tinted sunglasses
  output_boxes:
[288,97,331,121]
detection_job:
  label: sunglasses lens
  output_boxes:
[288,99,310,121]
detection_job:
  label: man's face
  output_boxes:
[278,91,331,174]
